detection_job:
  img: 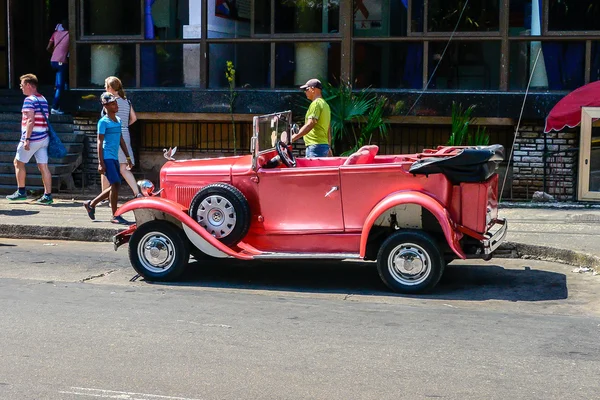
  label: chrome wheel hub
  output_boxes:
[387,243,431,286]
[138,232,175,273]
[196,195,236,238]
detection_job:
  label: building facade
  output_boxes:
[2,0,600,200]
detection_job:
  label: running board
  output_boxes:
[251,252,362,260]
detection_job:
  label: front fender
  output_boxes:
[115,197,252,260]
[360,191,465,259]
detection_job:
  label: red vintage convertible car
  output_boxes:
[114,111,507,293]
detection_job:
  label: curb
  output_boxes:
[0,224,120,243]
[498,241,600,274]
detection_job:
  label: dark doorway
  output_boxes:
[0,0,7,87]
[9,0,68,88]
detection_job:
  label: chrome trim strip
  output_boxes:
[252,253,361,260]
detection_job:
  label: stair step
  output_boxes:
[0,132,84,142]
[0,143,84,153]
[0,173,63,188]
[0,113,74,123]
[0,163,76,175]
[0,184,47,196]
[0,151,81,164]
[0,122,75,132]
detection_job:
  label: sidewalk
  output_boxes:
[1,197,599,273]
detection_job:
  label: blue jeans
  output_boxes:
[305,144,330,158]
[51,61,68,110]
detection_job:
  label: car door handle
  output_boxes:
[325,186,339,197]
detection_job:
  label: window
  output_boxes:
[81,0,142,37]
[548,0,600,32]
[254,0,340,35]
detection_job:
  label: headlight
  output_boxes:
[137,179,155,197]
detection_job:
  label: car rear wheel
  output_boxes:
[189,183,251,246]
[129,220,190,281]
[376,230,444,294]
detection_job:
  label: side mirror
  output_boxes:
[291,124,299,135]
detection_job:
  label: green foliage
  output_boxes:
[320,79,393,156]
[447,102,490,146]
[225,61,238,155]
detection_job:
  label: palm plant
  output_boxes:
[320,79,390,155]
[447,102,489,146]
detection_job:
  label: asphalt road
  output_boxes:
[0,239,599,400]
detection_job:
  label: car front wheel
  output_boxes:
[129,220,190,281]
[376,230,444,294]
[189,183,250,246]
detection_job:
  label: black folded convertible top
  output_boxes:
[409,145,505,184]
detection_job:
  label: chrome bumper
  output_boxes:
[483,218,507,255]
[113,224,137,251]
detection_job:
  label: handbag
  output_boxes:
[34,98,67,159]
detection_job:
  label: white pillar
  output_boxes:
[91,45,122,86]
[530,0,548,88]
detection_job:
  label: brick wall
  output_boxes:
[511,122,578,201]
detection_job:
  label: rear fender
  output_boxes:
[360,191,465,259]
[115,198,250,259]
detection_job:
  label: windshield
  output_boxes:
[252,111,292,155]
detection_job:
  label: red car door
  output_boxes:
[257,166,344,233]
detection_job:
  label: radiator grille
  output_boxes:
[176,186,202,208]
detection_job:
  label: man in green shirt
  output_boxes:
[291,78,332,157]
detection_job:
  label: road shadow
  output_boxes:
[146,258,568,302]
[0,209,39,216]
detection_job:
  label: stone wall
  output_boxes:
[511,122,578,201]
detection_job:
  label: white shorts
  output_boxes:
[15,136,50,164]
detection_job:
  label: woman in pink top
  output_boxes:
[46,19,70,115]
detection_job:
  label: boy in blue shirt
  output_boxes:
[83,92,133,224]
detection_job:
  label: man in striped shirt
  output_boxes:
[6,74,53,204]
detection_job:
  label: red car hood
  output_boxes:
[161,154,253,183]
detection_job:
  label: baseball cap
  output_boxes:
[100,92,117,104]
[300,78,322,90]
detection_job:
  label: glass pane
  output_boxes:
[274,42,340,88]
[592,42,600,82]
[509,0,535,36]
[83,0,141,36]
[76,44,136,88]
[412,0,424,33]
[590,126,600,191]
[274,0,339,34]
[151,1,190,40]
[140,44,184,87]
[549,0,600,31]
[354,42,423,89]
[208,1,252,39]
[208,44,270,89]
[428,0,499,32]
[427,41,500,90]
[509,41,585,91]
[354,0,407,37]
[253,0,271,34]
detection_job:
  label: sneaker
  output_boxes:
[50,108,64,115]
[98,199,110,207]
[111,215,131,225]
[83,200,96,220]
[36,195,53,205]
[6,190,27,201]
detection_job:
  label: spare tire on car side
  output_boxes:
[188,183,251,246]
